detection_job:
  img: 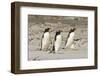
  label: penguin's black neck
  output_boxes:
[56,31,61,35]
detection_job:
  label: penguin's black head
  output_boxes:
[70,28,76,32]
[44,28,50,32]
[56,30,61,35]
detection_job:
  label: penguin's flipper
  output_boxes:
[40,34,44,51]
[65,32,70,46]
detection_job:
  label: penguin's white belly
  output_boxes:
[55,35,62,52]
[42,32,50,50]
[66,32,75,48]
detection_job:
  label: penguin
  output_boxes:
[65,27,76,48]
[41,28,51,51]
[51,30,62,53]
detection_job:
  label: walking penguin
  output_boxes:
[65,27,76,48]
[51,30,62,53]
[41,28,51,51]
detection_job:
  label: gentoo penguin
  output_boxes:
[65,28,76,48]
[52,30,62,53]
[41,28,51,51]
